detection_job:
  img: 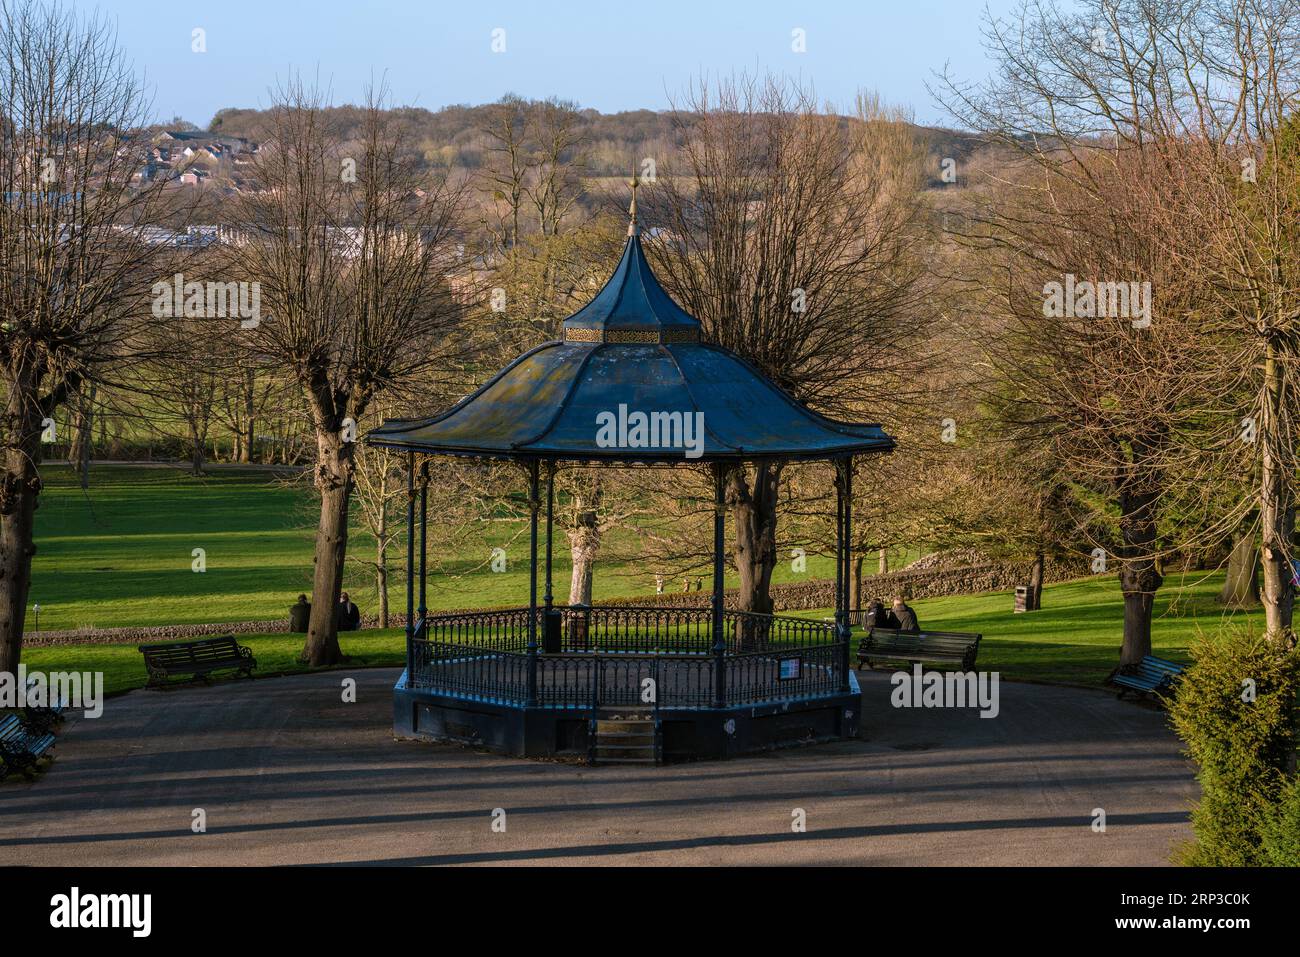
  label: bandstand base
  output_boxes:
[392,669,862,763]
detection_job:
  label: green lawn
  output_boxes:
[26,463,1262,695]
[881,570,1260,685]
[35,464,836,631]
[26,630,409,696]
[21,569,1260,696]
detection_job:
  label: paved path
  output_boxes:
[0,669,1195,865]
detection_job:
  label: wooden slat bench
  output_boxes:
[0,713,56,781]
[138,635,257,687]
[1111,655,1185,699]
[857,627,982,671]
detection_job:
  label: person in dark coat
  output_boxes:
[862,598,889,630]
[289,594,311,633]
[892,596,920,632]
[336,592,361,631]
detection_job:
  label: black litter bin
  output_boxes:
[543,608,562,653]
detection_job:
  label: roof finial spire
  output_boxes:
[627,163,640,237]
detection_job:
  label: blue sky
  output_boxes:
[92,0,1032,126]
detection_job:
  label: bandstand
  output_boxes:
[367,198,894,763]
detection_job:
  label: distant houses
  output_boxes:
[136,130,262,192]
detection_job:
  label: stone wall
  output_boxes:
[603,557,1090,611]
[25,612,421,647]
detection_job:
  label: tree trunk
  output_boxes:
[850,554,864,612]
[1120,586,1155,666]
[1116,480,1163,665]
[241,367,255,463]
[188,409,205,474]
[1259,348,1296,639]
[376,555,389,629]
[67,385,94,489]
[727,463,781,649]
[1028,551,1045,611]
[0,374,44,675]
[301,430,354,666]
[567,509,599,605]
[376,471,390,628]
[1219,529,1259,607]
[878,547,887,575]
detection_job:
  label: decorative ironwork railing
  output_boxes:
[407,605,846,710]
[724,609,837,651]
[725,642,841,705]
[555,605,837,654]
[416,607,534,653]
[557,605,713,653]
[408,639,529,701]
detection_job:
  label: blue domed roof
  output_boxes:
[561,231,700,340]
[368,230,894,463]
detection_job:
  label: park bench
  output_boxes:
[1111,655,1185,699]
[138,635,257,687]
[0,713,56,781]
[21,676,66,736]
[858,627,982,672]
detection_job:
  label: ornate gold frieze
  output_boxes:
[564,326,700,344]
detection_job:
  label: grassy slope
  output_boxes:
[895,570,1260,685]
[36,464,836,630]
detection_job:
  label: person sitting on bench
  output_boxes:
[289,594,311,633]
[863,598,895,629]
[891,596,920,632]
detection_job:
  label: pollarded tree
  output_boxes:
[0,0,185,673]
[934,0,1284,661]
[961,146,1230,663]
[227,79,470,666]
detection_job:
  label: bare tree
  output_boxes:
[478,95,530,253]
[350,411,407,627]
[644,75,933,617]
[0,0,181,673]
[227,79,468,665]
[936,0,1300,646]
[526,97,587,237]
[213,358,276,463]
[64,382,94,488]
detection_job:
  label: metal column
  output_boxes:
[526,460,540,707]
[712,464,726,708]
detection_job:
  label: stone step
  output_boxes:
[592,717,660,765]
[596,719,655,734]
[598,733,660,748]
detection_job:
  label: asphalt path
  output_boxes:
[0,668,1194,866]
